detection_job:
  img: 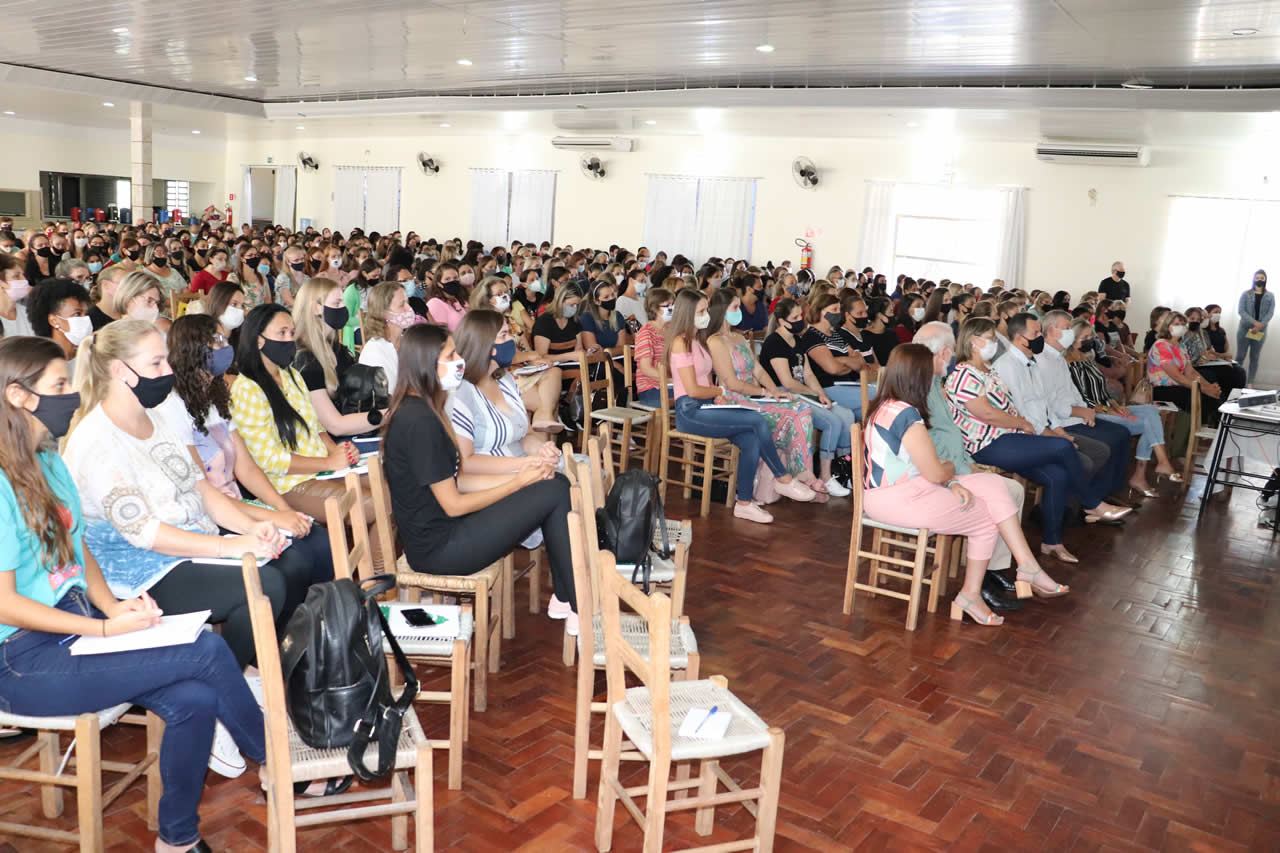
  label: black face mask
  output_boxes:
[1115,270,1125,279]
[1026,335,1046,355]
[260,338,297,369]
[599,298,617,312]
[323,305,349,330]
[1188,321,1201,331]
[443,281,462,296]
[153,256,168,267]
[123,363,174,409]
[125,250,140,261]
[853,316,870,329]
[1256,279,1268,290]
[195,249,207,257]
[823,311,842,328]
[785,319,805,335]
[27,389,81,438]
[36,246,54,258]
[290,261,305,272]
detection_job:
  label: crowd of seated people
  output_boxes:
[0,213,1273,850]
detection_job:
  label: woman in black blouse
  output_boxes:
[861,297,900,366]
[382,323,579,634]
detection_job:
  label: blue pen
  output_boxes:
[693,705,717,734]
[58,634,77,646]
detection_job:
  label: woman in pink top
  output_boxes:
[426,262,469,331]
[667,289,816,524]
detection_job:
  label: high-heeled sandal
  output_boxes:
[1039,544,1079,564]
[950,593,1004,626]
[1014,566,1070,599]
[1128,483,1158,498]
[1156,471,1184,485]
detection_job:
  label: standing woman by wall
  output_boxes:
[1237,270,1274,384]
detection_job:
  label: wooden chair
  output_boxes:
[325,471,471,790]
[614,344,660,472]
[242,555,433,852]
[1180,379,1219,491]
[858,366,874,423]
[656,362,740,518]
[580,347,654,467]
[0,707,161,851]
[594,551,784,853]
[169,289,202,318]
[842,424,948,631]
[500,547,542,641]
[366,454,504,713]
[564,499,700,800]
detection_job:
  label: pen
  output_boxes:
[693,705,717,734]
[59,634,77,646]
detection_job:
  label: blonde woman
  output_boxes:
[291,277,384,437]
[113,270,171,334]
[471,276,563,431]
[144,242,187,300]
[358,281,416,393]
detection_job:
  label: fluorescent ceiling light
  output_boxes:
[2,111,13,116]
[644,119,658,125]
[191,130,201,134]
[1232,28,1259,36]
[755,44,775,53]
[244,75,258,82]
[295,125,304,130]
[103,102,115,107]
[456,58,473,66]
[112,26,128,34]
[439,122,451,127]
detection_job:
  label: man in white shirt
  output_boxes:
[994,313,1133,512]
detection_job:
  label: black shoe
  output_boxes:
[980,579,1023,613]
[183,841,212,853]
[294,775,354,798]
[984,570,1017,595]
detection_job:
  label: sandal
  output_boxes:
[1014,565,1070,599]
[950,593,1004,626]
[293,775,354,798]
[1040,544,1079,564]
[532,420,565,434]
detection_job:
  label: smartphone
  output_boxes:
[401,608,440,627]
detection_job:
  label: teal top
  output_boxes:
[926,376,974,476]
[341,284,364,351]
[0,452,88,642]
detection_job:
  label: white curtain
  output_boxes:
[272,166,297,229]
[470,169,510,250]
[507,170,557,247]
[333,166,364,234]
[363,168,402,234]
[241,168,253,229]
[642,176,699,263]
[994,186,1027,290]
[693,178,756,262]
[857,180,897,278]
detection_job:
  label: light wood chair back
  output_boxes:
[169,290,202,318]
[656,361,740,518]
[1180,379,1217,490]
[859,366,875,423]
[324,470,373,582]
[842,423,947,631]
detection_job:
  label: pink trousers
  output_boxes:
[861,473,1017,561]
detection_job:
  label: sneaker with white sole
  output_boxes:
[547,595,572,620]
[824,476,851,497]
[774,478,816,502]
[208,720,246,778]
[733,502,774,524]
[565,611,580,637]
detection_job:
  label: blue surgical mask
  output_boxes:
[403,280,419,300]
[88,261,103,274]
[725,309,743,326]
[257,262,271,275]
[563,303,578,318]
[491,339,517,368]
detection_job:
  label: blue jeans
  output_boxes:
[972,433,1100,545]
[1063,421,1132,499]
[0,588,266,847]
[805,400,855,459]
[674,396,786,502]
[1098,405,1165,461]
[636,388,661,407]
[822,383,876,421]
[1237,329,1267,383]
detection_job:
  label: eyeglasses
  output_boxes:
[211,334,228,348]
[139,296,160,308]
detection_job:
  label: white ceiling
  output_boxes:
[4,0,1280,106]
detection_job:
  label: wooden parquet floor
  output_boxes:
[3,482,1280,852]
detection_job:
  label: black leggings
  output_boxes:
[1153,384,1222,425]
[408,474,577,611]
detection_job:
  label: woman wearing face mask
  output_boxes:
[277,246,308,309]
[579,280,630,355]
[188,239,210,273]
[469,277,562,431]
[513,268,547,322]
[233,247,274,309]
[189,247,231,295]
[894,294,927,345]
[616,268,649,327]
[292,278,385,437]
[1143,306,1170,354]
[0,253,33,337]
[23,232,55,286]
[801,292,873,421]
[1203,304,1235,362]
[337,258,382,350]
[860,296,900,367]
[1237,270,1274,384]
[425,262,469,332]
[206,281,247,345]
[668,289,816,524]
[1182,306,1246,402]
[735,274,770,332]
[113,238,142,274]
[145,242,186,301]
[633,287,675,408]
[703,289,827,499]
[1063,317,1181,495]
[113,270,171,334]
[358,281,416,394]
[1148,311,1223,423]
[382,323,580,634]
[29,278,92,363]
[838,291,879,370]
[0,334,268,853]
[532,283,589,378]
[946,318,1129,563]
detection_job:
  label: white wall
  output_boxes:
[225,124,1280,383]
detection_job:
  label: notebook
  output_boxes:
[678,707,731,740]
[70,610,211,656]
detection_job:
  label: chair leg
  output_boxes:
[145,712,163,831]
[473,582,490,713]
[448,639,466,790]
[754,728,786,853]
[642,752,672,853]
[37,730,63,818]
[502,553,516,641]
[414,744,433,853]
[927,536,945,614]
[699,442,713,519]
[572,649,594,799]
[723,447,739,509]
[682,438,694,499]
[658,433,672,505]
[672,650,699,801]
[694,758,718,835]
[844,520,865,615]
[390,769,409,851]
[74,714,103,853]
[594,712,624,852]
[905,533,929,631]
[528,547,542,615]
[620,420,633,474]
[487,574,503,674]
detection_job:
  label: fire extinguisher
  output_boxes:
[225,203,233,227]
[795,237,813,270]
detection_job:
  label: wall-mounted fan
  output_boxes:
[298,151,320,171]
[580,156,606,180]
[417,152,440,174]
[792,156,819,189]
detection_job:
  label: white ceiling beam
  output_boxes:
[0,64,266,118]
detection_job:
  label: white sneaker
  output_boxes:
[208,720,246,778]
[244,673,265,710]
[824,476,851,497]
[565,611,580,637]
[547,595,572,620]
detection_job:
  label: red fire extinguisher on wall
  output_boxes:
[795,238,813,270]
[225,203,233,227]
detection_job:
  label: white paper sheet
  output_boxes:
[70,610,212,656]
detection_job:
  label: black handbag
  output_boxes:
[337,364,389,415]
[279,574,418,782]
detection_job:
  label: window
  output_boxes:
[334,166,402,234]
[165,180,190,219]
[641,175,757,264]
[469,169,557,248]
[892,215,989,283]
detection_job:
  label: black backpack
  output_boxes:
[279,574,418,782]
[595,469,671,593]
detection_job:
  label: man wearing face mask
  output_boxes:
[995,313,1135,519]
[1237,269,1274,384]
[1099,261,1130,305]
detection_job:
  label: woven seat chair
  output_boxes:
[325,471,472,790]
[656,363,740,518]
[579,346,655,470]
[241,555,433,852]
[0,705,161,852]
[366,454,504,713]
[594,550,784,853]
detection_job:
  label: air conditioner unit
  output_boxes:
[551,136,635,152]
[1035,143,1149,167]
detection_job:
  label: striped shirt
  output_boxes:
[863,400,923,489]
[1068,358,1111,409]
[446,374,528,458]
[943,363,1019,455]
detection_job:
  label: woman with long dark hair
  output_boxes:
[381,323,580,632]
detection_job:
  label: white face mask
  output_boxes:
[493,294,511,311]
[635,281,648,296]
[6,278,30,301]
[220,305,245,330]
[563,303,578,318]
[1170,325,1187,339]
[74,238,87,248]
[911,307,926,322]
[660,305,674,322]
[694,313,711,330]
[329,257,341,268]
[439,357,466,390]
[130,305,160,324]
[61,314,93,346]
[1210,313,1221,324]
[1058,328,1075,349]
[978,339,999,363]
